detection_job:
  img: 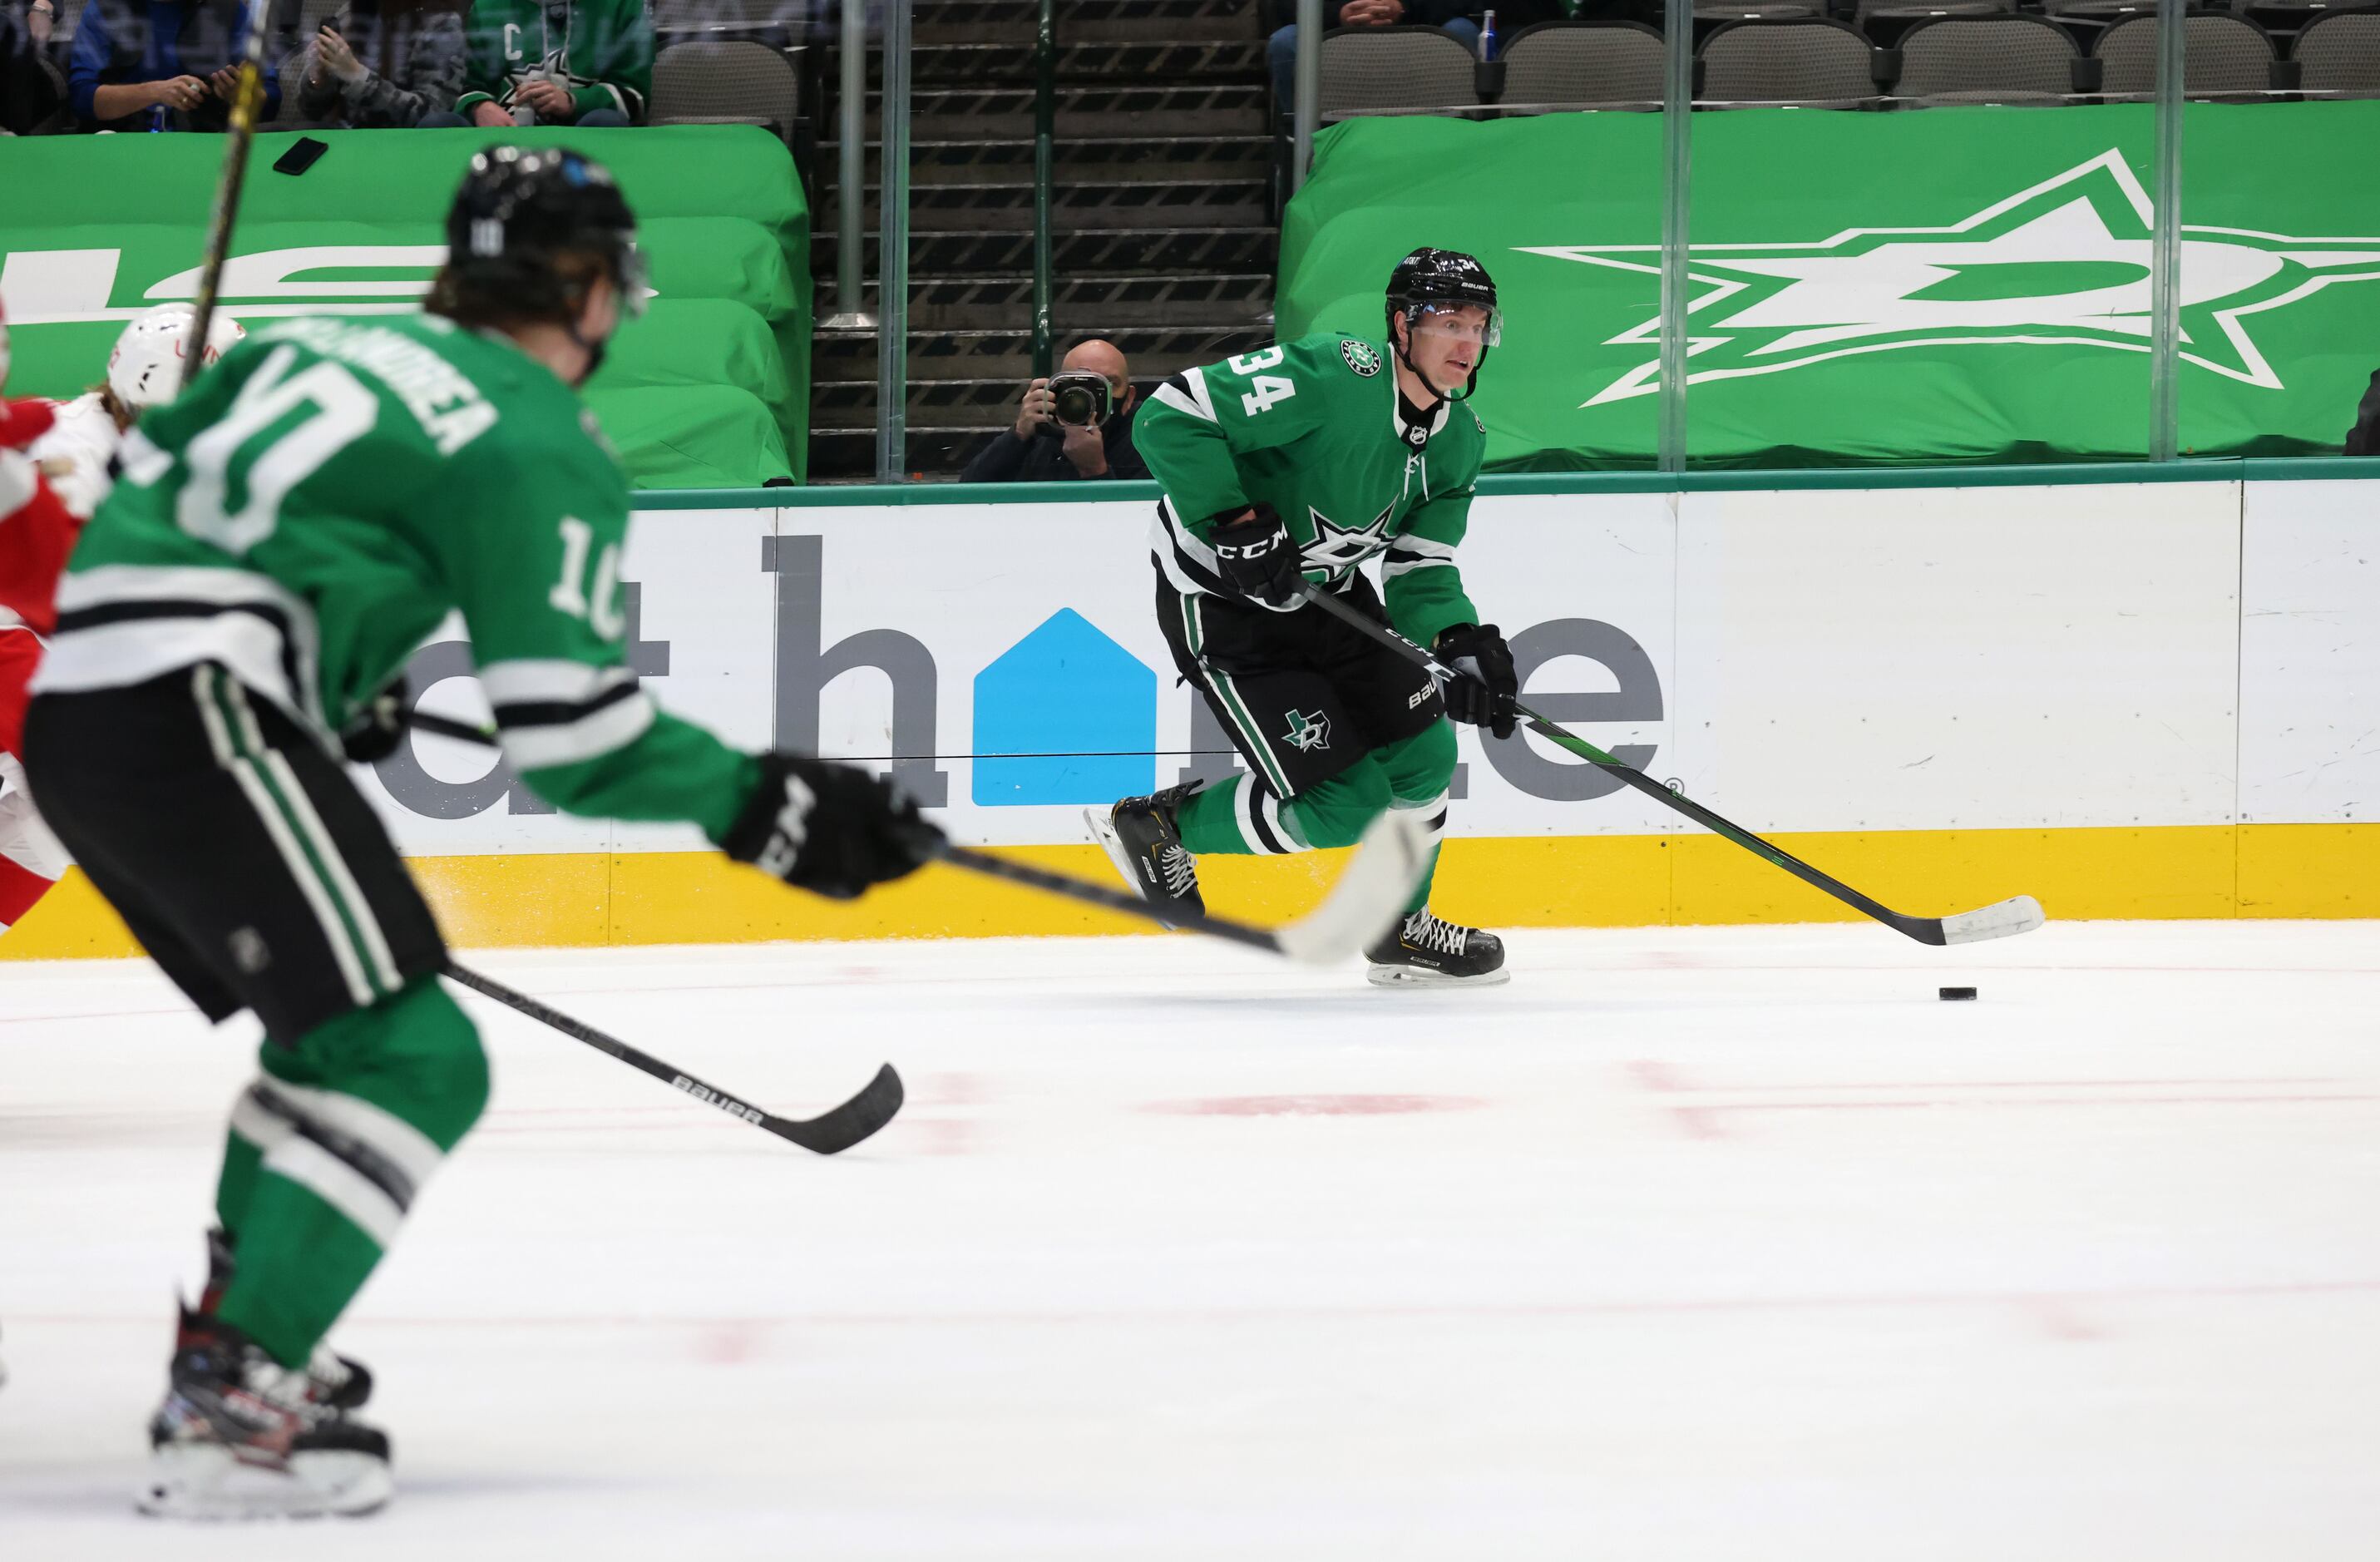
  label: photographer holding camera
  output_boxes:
[962,339,1149,484]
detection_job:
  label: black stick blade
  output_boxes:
[764,1063,906,1155]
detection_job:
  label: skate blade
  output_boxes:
[137,1443,392,1521]
[1365,962,1513,989]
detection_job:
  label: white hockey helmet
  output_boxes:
[106,304,247,413]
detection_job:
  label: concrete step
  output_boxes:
[809,424,1010,481]
[886,272,1276,330]
[823,136,1275,185]
[816,226,1279,274]
[821,178,1270,233]
[914,0,1258,45]
[911,37,1265,82]
[812,322,1276,384]
[869,84,1270,138]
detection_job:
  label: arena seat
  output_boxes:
[1495,20,1665,113]
[1697,17,1886,107]
[1893,13,2084,105]
[1317,25,1481,121]
[2093,12,2279,98]
[2294,7,2380,98]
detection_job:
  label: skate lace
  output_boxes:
[166,1352,324,1449]
[1403,911,1469,956]
[1157,843,1199,897]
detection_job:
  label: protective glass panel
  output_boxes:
[2175,20,2380,461]
[1272,1,1666,473]
[1685,9,2154,468]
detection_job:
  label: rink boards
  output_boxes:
[9,468,2377,955]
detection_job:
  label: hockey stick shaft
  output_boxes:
[407,709,497,746]
[443,961,903,1154]
[939,843,1287,955]
[182,3,273,393]
[1293,581,2023,946]
[396,709,1396,961]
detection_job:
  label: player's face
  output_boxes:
[1405,304,1491,395]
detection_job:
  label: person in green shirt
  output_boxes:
[441,0,649,126]
[23,146,937,1521]
[1089,250,1519,986]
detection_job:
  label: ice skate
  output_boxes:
[138,1313,392,1522]
[200,1228,373,1411]
[1365,908,1508,986]
[1086,783,1205,925]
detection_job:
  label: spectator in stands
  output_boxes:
[68,0,284,131]
[4,3,66,133]
[962,339,1149,484]
[434,0,649,127]
[1265,0,1483,108]
[284,0,467,129]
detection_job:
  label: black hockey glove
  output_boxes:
[1210,503,1303,607]
[339,676,407,765]
[723,754,945,901]
[1434,623,1518,740]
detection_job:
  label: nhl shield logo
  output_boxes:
[1281,709,1332,753]
[1341,339,1383,378]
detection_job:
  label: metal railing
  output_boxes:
[874,0,911,483]
[821,0,873,330]
[1031,0,1056,378]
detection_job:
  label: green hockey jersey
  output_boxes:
[38,312,757,842]
[1136,331,1484,648]
[453,0,653,122]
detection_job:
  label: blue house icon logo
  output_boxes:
[972,609,1156,806]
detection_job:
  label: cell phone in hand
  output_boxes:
[273,136,331,176]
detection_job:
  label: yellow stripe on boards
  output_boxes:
[4,823,2378,960]
[2238,823,2380,918]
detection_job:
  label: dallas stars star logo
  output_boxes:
[1281,709,1332,753]
[1518,150,2380,407]
[1300,502,1395,586]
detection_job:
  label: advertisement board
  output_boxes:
[10,473,2374,957]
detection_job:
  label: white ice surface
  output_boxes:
[2,921,2378,1560]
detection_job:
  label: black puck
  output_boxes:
[1938,986,1978,1001]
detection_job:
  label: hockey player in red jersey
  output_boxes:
[0,303,83,932]
[0,302,245,936]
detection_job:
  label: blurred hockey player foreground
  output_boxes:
[21,146,944,1520]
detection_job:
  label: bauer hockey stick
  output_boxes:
[1295,582,2044,947]
[939,808,1427,966]
[181,0,274,393]
[397,710,1430,966]
[444,962,904,1154]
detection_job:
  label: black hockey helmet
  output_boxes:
[431,146,648,340]
[1385,248,1499,402]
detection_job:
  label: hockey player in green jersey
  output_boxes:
[22,146,940,1520]
[1089,249,1519,986]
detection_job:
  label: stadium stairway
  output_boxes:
[810,0,1279,479]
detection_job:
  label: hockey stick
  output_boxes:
[180,0,274,393]
[407,709,497,746]
[1295,582,2044,947]
[941,808,1425,966]
[397,708,1429,966]
[443,961,903,1154]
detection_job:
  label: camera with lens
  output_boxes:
[1041,370,1113,434]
